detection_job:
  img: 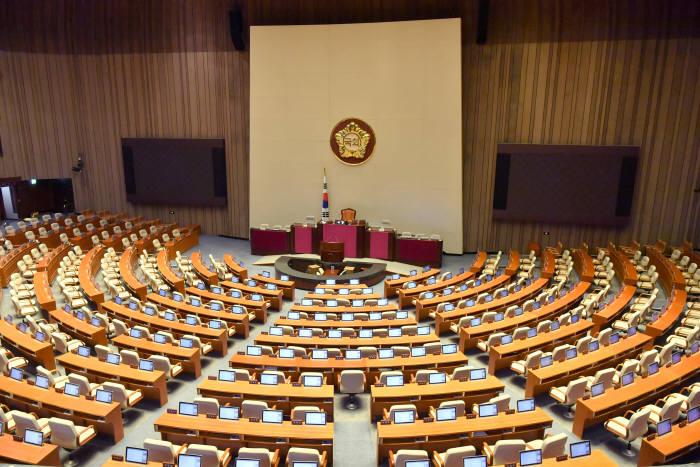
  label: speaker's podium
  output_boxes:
[320,241,344,263]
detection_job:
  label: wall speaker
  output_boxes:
[122,145,136,195]
[493,153,510,210]
[229,8,246,51]
[615,156,638,217]
[477,0,490,44]
[212,147,227,198]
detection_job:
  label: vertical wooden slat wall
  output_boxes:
[0,0,698,250]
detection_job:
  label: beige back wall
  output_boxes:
[249,19,463,253]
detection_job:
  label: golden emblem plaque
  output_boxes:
[330,118,376,165]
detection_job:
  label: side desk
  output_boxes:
[0,318,55,369]
[0,434,61,465]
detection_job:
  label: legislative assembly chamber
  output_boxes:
[0,1,698,466]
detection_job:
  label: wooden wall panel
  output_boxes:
[0,0,249,237]
[0,0,698,250]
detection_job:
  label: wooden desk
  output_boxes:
[191,251,218,285]
[145,293,251,338]
[319,221,365,258]
[438,277,551,336]
[376,408,552,462]
[157,249,185,293]
[119,247,147,299]
[221,280,284,310]
[366,227,395,260]
[609,246,638,286]
[102,301,228,355]
[0,318,55,369]
[289,303,398,315]
[525,332,652,397]
[645,289,687,338]
[182,288,269,324]
[154,412,333,463]
[0,242,35,287]
[572,351,700,437]
[591,284,636,335]
[0,433,61,465]
[370,376,504,419]
[304,292,382,303]
[49,308,108,346]
[647,245,686,290]
[229,352,469,386]
[163,225,200,259]
[250,227,293,255]
[34,244,72,311]
[397,270,476,309]
[223,253,248,280]
[253,332,441,349]
[0,375,124,442]
[252,274,295,299]
[58,352,168,406]
[460,280,590,351]
[274,316,416,330]
[112,334,202,378]
[488,320,593,374]
[496,450,616,467]
[384,268,441,297]
[638,419,700,466]
[572,249,595,282]
[394,236,443,268]
[415,273,512,321]
[198,378,335,417]
[79,246,106,304]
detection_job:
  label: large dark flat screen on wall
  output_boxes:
[492,144,638,227]
[122,138,226,206]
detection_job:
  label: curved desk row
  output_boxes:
[384,267,441,297]
[370,376,504,419]
[459,280,590,351]
[253,332,441,349]
[183,288,269,324]
[0,242,36,286]
[119,247,147,299]
[79,245,106,304]
[229,352,469,386]
[0,318,55,369]
[154,412,333,464]
[197,378,335,417]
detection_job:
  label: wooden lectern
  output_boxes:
[320,241,344,262]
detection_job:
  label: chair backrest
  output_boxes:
[659,398,683,423]
[144,438,177,463]
[492,440,527,465]
[194,397,219,415]
[540,433,568,458]
[414,369,437,383]
[286,447,321,465]
[379,370,403,385]
[101,381,129,407]
[339,370,365,394]
[598,328,612,346]
[627,409,651,440]
[120,350,140,366]
[48,417,80,449]
[186,444,221,467]
[637,350,658,375]
[68,373,93,395]
[439,400,465,417]
[237,448,273,467]
[388,404,416,421]
[525,350,543,368]
[340,208,356,221]
[565,378,589,403]
[359,346,378,358]
[552,345,570,361]
[10,411,41,435]
[291,406,321,422]
[241,400,269,419]
[394,450,429,467]
[594,368,616,389]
